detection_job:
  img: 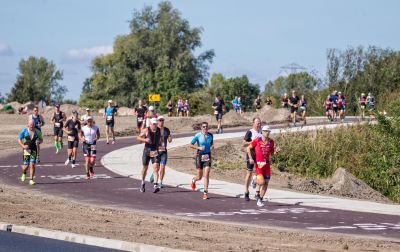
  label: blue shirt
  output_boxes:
[191,132,213,155]
[105,106,117,121]
[31,115,42,130]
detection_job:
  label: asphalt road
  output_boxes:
[1,120,399,243]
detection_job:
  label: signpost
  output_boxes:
[148,94,161,102]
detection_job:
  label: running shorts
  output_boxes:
[290,106,298,113]
[22,149,37,165]
[158,151,168,165]
[142,147,160,166]
[255,162,271,180]
[106,120,115,127]
[83,142,97,158]
[195,153,211,169]
[215,113,223,121]
[67,136,79,149]
[53,127,63,137]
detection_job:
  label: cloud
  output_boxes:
[64,45,113,61]
[0,44,14,56]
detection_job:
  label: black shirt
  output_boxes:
[213,99,225,113]
[64,119,81,137]
[289,96,300,107]
[244,129,261,160]
[135,106,147,121]
[52,111,64,128]
[145,127,161,149]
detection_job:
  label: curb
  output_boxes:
[0,222,192,252]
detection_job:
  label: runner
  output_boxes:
[212,95,226,134]
[299,94,307,125]
[29,106,45,163]
[266,96,273,106]
[281,93,289,108]
[184,99,190,117]
[237,97,243,114]
[288,90,300,127]
[51,104,66,154]
[18,121,43,186]
[254,95,262,112]
[242,117,262,201]
[80,116,100,180]
[359,93,367,120]
[137,118,161,193]
[176,99,184,117]
[149,116,172,188]
[63,111,81,168]
[144,105,157,128]
[103,100,118,144]
[166,100,174,117]
[367,92,375,116]
[231,96,239,113]
[135,100,147,134]
[330,91,339,122]
[337,92,346,123]
[80,108,92,126]
[247,125,279,207]
[324,95,333,122]
[190,122,214,200]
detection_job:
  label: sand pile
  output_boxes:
[42,104,85,120]
[116,107,135,116]
[257,105,290,124]
[223,110,250,125]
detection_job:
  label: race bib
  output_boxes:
[300,106,306,111]
[138,117,143,122]
[159,146,166,152]
[54,122,61,127]
[67,135,75,142]
[201,154,210,162]
[361,105,366,109]
[257,162,267,167]
[107,116,113,121]
[149,151,158,158]
[23,149,31,156]
[90,145,96,151]
[214,111,219,115]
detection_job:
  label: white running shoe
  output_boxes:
[64,159,70,165]
[71,164,76,168]
[257,199,265,207]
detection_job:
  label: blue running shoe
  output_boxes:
[149,173,154,183]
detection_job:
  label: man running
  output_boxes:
[337,92,346,123]
[137,118,161,193]
[149,116,172,188]
[288,90,300,127]
[359,93,367,120]
[242,117,262,201]
[190,122,214,200]
[63,111,81,168]
[299,94,307,125]
[166,100,173,117]
[80,108,92,126]
[254,95,262,112]
[29,106,45,163]
[80,116,100,180]
[281,93,289,108]
[103,100,118,144]
[324,95,333,122]
[18,121,43,186]
[51,104,66,154]
[330,91,339,121]
[212,95,225,134]
[247,125,279,207]
[135,100,147,134]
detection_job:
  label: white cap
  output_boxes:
[150,118,158,124]
[157,116,165,121]
[85,108,90,111]
[108,100,113,103]
[86,116,94,121]
[262,125,271,131]
[149,106,154,111]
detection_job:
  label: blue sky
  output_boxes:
[1,0,399,99]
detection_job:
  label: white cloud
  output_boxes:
[64,45,113,61]
[0,44,13,56]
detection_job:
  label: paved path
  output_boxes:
[0,120,399,240]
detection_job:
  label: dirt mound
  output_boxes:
[213,141,245,163]
[116,107,135,116]
[223,110,250,125]
[7,101,22,110]
[42,104,85,120]
[257,106,290,124]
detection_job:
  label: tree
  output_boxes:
[8,56,65,104]
[264,72,318,97]
[80,1,214,108]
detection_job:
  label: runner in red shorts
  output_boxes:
[247,125,279,207]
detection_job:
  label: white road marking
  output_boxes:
[307,223,400,231]
[44,174,112,180]
[176,208,330,217]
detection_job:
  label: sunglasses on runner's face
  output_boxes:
[263,130,271,133]
[202,125,208,128]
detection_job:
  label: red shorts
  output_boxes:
[255,163,271,180]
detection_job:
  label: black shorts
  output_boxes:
[137,121,143,128]
[246,153,255,171]
[53,127,63,137]
[332,106,338,113]
[158,151,168,165]
[168,108,173,113]
[67,137,79,149]
[106,120,115,127]
[215,113,223,121]
[195,153,211,169]
[83,142,97,158]
[290,106,298,113]
[142,148,160,166]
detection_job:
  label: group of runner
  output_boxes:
[18,101,118,185]
[281,90,308,126]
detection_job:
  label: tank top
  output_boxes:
[31,115,42,130]
[145,127,161,149]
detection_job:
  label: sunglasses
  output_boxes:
[263,130,271,133]
[201,126,208,128]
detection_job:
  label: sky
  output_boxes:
[1,0,400,100]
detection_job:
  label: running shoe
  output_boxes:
[36,157,40,163]
[56,148,59,154]
[255,194,260,201]
[112,140,115,145]
[140,182,145,193]
[89,171,94,178]
[71,164,76,169]
[159,182,164,188]
[244,192,250,201]
[106,141,109,145]
[153,185,160,193]
[191,179,196,190]
[149,173,154,183]
[85,176,90,180]
[64,159,70,165]
[29,180,36,186]
[202,193,209,200]
[257,199,264,207]
[20,173,26,182]
[251,175,256,189]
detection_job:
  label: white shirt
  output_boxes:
[82,125,98,144]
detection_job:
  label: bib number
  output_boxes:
[214,111,219,115]
[138,117,143,122]
[68,135,75,142]
[23,149,31,156]
[149,151,158,158]
[159,146,166,152]
[201,154,210,162]
[257,162,267,167]
[90,145,96,151]
[107,116,113,121]
[54,122,60,127]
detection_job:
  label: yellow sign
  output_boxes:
[148,93,160,102]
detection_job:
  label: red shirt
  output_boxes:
[250,137,275,163]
